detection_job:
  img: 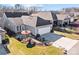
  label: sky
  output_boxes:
[2,4,79,11]
[39,4,79,11]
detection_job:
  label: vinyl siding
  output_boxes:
[25,25,36,35]
[36,24,52,35]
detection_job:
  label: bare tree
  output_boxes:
[14,4,24,11]
[27,6,42,14]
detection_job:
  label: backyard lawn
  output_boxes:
[6,35,63,55]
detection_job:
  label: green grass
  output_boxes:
[6,35,63,55]
[54,30,79,39]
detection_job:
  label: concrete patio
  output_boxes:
[41,33,63,43]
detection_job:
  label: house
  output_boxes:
[0,27,6,44]
[22,15,52,35]
[56,14,70,27]
[5,17,26,33]
[4,11,53,36]
[4,12,29,33]
[53,37,79,55]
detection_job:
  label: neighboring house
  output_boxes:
[56,14,70,27]
[0,27,6,44]
[73,12,79,17]
[69,17,75,23]
[72,19,79,34]
[0,12,6,28]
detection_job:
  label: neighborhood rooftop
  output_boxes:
[31,11,53,21]
[56,14,69,20]
[5,12,28,17]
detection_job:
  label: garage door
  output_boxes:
[0,35,2,44]
[37,26,51,35]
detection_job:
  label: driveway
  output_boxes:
[67,42,79,55]
[53,37,79,55]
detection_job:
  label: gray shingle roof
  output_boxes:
[22,16,37,27]
[7,11,52,27]
[31,11,53,21]
[5,12,28,17]
[56,14,69,20]
[22,15,52,27]
[8,17,23,25]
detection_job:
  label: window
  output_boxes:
[20,25,21,31]
[22,25,25,30]
[17,26,21,32]
[17,26,19,31]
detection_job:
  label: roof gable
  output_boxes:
[36,17,52,26]
[22,16,37,27]
[22,15,52,27]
